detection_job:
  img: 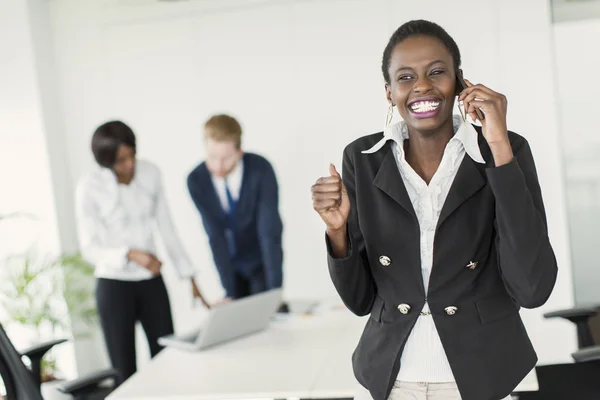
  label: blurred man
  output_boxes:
[187,114,284,302]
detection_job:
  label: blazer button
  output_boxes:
[397,303,411,314]
[379,255,391,267]
[466,261,478,270]
[445,306,458,315]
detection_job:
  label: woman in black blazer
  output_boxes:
[311,20,557,400]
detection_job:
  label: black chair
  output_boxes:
[0,323,118,399]
[514,361,600,400]
[514,335,600,399]
[543,306,599,348]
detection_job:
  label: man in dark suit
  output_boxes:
[187,114,283,302]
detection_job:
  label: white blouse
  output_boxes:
[75,160,195,281]
[363,115,485,382]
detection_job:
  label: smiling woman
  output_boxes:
[311,19,558,400]
[385,36,457,131]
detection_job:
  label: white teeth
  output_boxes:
[410,101,440,113]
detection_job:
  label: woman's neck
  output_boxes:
[115,173,133,185]
[404,118,454,184]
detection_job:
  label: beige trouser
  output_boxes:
[387,382,513,400]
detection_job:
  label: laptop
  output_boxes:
[158,288,283,351]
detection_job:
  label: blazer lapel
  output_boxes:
[372,145,417,221]
[437,155,486,228]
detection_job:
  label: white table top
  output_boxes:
[108,305,537,400]
[108,305,359,400]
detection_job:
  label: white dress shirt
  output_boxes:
[75,160,196,281]
[363,115,485,382]
[210,158,244,213]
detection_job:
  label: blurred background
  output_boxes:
[1,0,599,394]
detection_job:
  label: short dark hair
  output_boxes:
[91,120,136,168]
[381,20,461,84]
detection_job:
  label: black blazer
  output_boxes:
[327,126,558,400]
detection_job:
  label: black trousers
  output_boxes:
[233,267,266,298]
[96,276,174,386]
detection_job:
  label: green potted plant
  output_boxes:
[0,251,98,381]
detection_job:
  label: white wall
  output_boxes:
[47,0,576,369]
[0,0,77,380]
[0,1,60,255]
[553,18,600,306]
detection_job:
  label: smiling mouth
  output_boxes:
[409,100,441,114]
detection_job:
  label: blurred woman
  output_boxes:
[75,120,208,385]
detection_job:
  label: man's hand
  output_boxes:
[213,297,233,307]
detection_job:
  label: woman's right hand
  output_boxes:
[312,164,350,233]
[128,250,162,275]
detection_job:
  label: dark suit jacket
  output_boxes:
[187,153,283,298]
[327,127,558,400]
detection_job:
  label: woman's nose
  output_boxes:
[413,76,433,94]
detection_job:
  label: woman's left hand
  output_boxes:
[458,79,514,165]
[458,79,509,145]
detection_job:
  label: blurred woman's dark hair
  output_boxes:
[91,120,136,168]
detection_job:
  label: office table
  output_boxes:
[107,306,538,399]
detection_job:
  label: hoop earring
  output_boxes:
[385,103,395,128]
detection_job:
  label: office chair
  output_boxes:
[0,323,118,400]
[514,328,600,399]
[514,361,600,400]
[543,305,599,348]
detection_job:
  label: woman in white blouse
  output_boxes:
[75,120,208,386]
[311,20,557,400]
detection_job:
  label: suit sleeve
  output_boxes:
[487,139,558,308]
[326,146,377,316]
[256,162,284,289]
[187,172,236,297]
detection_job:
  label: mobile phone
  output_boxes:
[456,69,485,121]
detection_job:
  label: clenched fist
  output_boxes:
[312,164,351,258]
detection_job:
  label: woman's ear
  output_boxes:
[385,84,394,105]
[455,68,464,96]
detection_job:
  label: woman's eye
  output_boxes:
[398,75,412,81]
[430,69,444,76]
